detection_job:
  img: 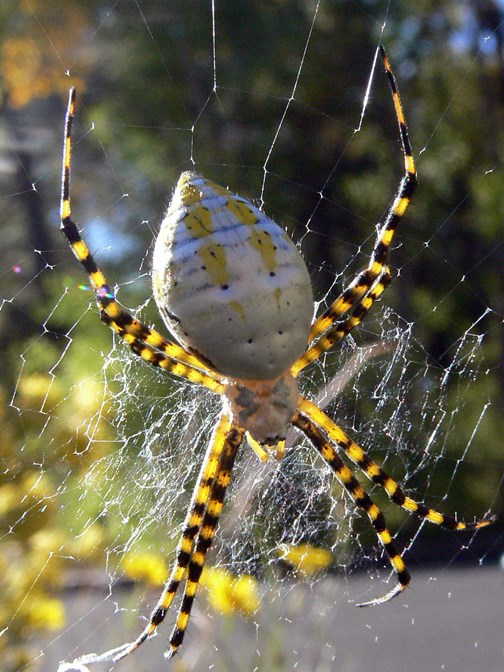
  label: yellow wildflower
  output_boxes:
[122,551,168,587]
[27,595,65,630]
[276,543,332,577]
[201,566,260,617]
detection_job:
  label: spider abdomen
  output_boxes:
[153,172,313,379]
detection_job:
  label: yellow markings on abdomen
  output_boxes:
[152,172,313,380]
[198,241,230,288]
[249,228,278,273]
[229,300,246,320]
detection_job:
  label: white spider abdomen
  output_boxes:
[152,172,313,380]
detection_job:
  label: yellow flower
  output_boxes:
[0,483,18,515]
[276,543,332,577]
[30,529,67,554]
[22,471,53,500]
[121,551,168,586]
[27,595,65,631]
[67,523,104,559]
[201,566,260,617]
[16,372,59,408]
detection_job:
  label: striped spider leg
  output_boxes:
[292,45,417,376]
[61,88,224,394]
[60,89,230,665]
[294,399,494,605]
[59,44,494,667]
[290,45,492,604]
[104,418,243,663]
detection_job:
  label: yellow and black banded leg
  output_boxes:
[292,268,391,376]
[293,411,409,606]
[305,44,417,355]
[298,398,495,531]
[111,415,234,663]
[167,425,244,658]
[112,330,225,393]
[60,88,222,390]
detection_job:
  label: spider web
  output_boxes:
[1,1,503,671]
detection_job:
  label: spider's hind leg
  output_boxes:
[298,398,495,531]
[110,414,235,662]
[292,267,391,376]
[167,424,244,658]
[293,410,410,606]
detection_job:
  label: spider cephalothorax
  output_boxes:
[225,373,299,446]
[60,45,493,666]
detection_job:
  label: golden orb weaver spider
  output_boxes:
[60,46,493,664]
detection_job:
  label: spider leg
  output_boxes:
[298,398,495,530]
[293,410,409,606]
[166,424,244,658]
[60,88,223,391]
[302,45,417,363]
[291,267,391,376]
[97,414,233,663]
[113,331,224,393]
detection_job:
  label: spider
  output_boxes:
[60,46,493,664]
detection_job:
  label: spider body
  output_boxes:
[152,171,313,380]
[60,46,493,666]
[225,372,299,446]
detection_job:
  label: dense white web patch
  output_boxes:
[1,1,503,671]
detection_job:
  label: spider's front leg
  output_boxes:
[294,45,417,376]
[71,415,242,667]
[299,397,495,532]
[60,88,223,391]
[293,411,409,605]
